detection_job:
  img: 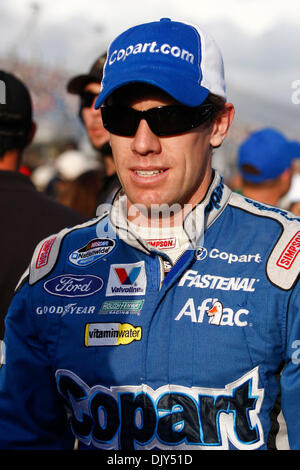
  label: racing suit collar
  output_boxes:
[109,170,231,253]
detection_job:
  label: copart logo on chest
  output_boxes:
[55,367,264,450]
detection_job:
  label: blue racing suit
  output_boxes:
[0,170,299,450]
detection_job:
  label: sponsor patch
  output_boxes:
[146,238,176,250]
[44,274,103,297]
[36,236,56,269]
[174,297,249,327]
[276,230,300,270]
[35,303,96,316]
[99,300,144,315]
[179,270,259,292]
[56,367,264,450]
[84,322,142,346]
[106,261,146,296]
[69,238,116,266]
[195,247,262,264]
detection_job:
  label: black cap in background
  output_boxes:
[0,70,32,136]
[67,53,107,95]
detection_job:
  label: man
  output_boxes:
[67,55,120,208]
[0,19,300,451]
[0,70,86,340]
[234,128,296,207]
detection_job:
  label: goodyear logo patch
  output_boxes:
[85,322,142,347]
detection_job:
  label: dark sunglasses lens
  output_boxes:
[149,105,213,136]
[101,104,213,137]
[81,92,97,108]
[101,106,138,136]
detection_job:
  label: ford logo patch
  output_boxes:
[44,274,104,297]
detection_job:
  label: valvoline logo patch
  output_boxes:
[114,266,141,285]
[106,262,146,296]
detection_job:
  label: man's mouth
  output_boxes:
[134,169,166,177]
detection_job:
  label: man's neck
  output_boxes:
[0,150,20,171]
[242,186,281,207]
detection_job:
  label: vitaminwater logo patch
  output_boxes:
[84,322,142,346]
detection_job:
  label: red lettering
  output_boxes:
[276,231,300,270]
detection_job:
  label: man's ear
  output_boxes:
[210,103,235,149]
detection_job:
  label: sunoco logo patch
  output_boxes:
[69,238,116,267]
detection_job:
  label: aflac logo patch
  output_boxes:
[106,261,146,296]
[69,238,116,267]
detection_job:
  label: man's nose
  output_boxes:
[130,119,161,156]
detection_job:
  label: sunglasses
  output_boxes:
[80,91,98,108]
[100,104,213,137]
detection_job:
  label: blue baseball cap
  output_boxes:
[238,128,296,184]
[95,18,226,109]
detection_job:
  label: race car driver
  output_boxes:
[0,18,300,450]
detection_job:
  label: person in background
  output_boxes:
[55,149,104,218]
[233,128,296,207]
[0,70,86,339]
[67,54,120,212]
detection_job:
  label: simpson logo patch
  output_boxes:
[84,322,142,346]
[106,261,146,296]
[146,238,177,250]
[36,236,56,269]
[276,231,300,270]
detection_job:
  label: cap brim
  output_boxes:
[94,70,209,108]
[67,74,101,95]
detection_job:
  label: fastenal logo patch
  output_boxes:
[106,261,146,296]
[85,322,142,346]
[36,236,56,269]
[99,300,144,315]
[179,270,258,292]
[276,231,300,269]
[69,238,116,266]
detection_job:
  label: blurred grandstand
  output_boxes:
[0,54,86,167]
[0,2,299,183]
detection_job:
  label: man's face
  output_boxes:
[81,82,109,149]
[109,89,225,214]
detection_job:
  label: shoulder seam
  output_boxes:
[29,214,108,286]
